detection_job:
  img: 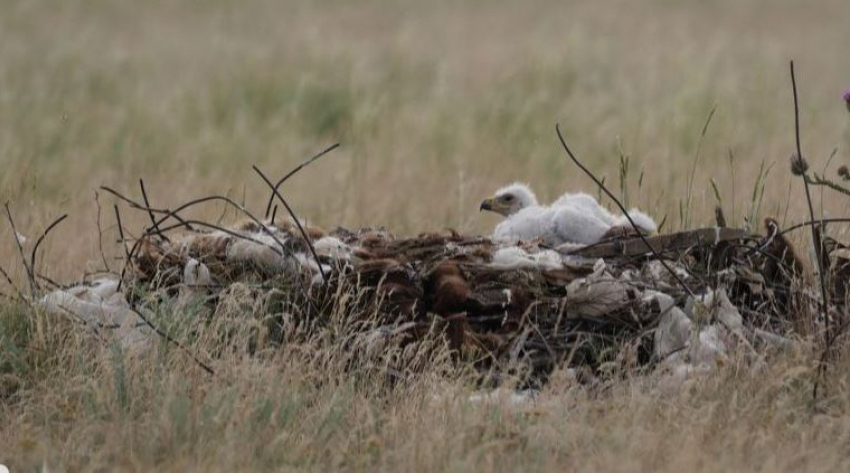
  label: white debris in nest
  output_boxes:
[655,301,731,369]
[692,325,728,367]
[642,260,691,288]
[489,246,563,270]
[297,253,331,286]
[183,258,211,286]
[643,290,675,314]
[502,288,512,304]
[40,278,151,351]
[313,236,352,261]
[699,288,744,335]
[177,258,212,310]
[564,259,631,316]
[651,287,764,392]
[654,306,692,363]
[225,232,331,285]
[226,233,295,272]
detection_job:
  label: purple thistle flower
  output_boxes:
[844,89,850,112]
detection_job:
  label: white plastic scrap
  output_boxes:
[40,278,151,351]
[490,246,563,270]
[225,232,330,284]
[313,236,352,261]
[691,324,728,367]
[177,258,212,310]
[701,288,744,336]
[564,260,630,316]
[642,260,691,289]
[654,306,693,363]
[653,287,762,390]
[226,233,294,272]
[183,258,211,286]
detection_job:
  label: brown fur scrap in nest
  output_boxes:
[344,258,421,316]
[134,232,231,278]
[178,232,232,260]
[425,261,471,316]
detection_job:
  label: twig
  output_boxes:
[34,273,62,290]
[806,173,850,198]
[94,192,112,273]
[30,213,68,282]
[141,219,286,255]
[263,143,340,219]
[0,263,25,302]
[101,188,280,249]
[114,205,131,292]
[789,61,830,348]
[253,164,327,282]
[139,179,169,242]
[102,186,195,232]
[778,217,850,237]
[101,188,314,304]
[4,202,36,296]
[555,124,695,297]
[128,306,215,375]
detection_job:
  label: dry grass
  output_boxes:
[2,0,850,470]
[2,300,850,472]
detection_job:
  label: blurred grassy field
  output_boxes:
[3,0,850,470]
[2,0,850,278]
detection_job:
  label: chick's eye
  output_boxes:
[503,195,514,202]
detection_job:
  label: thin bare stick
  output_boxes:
[29,213,68,282]
[147,219,286,255]
[114,205,131,292]
[101,186,195,232]
[779,217,850,236]
[139,179,169,242]
[789,62,830,346]
[253,164,327,282]
[806,173,850,198]
[101,188,277,247]
[4,202,36,296]
[128,306,214,375]
[263,143,340,218]
[555,124,695,297]
[0,263,25,302]
[94,192,112,272]
[101,188,298,293]
[34,273,61,290]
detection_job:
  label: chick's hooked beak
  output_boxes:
[480,198,495,212]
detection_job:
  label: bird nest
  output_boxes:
[20,168,845,387]
[71,204,834,385]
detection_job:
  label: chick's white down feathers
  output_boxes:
[486,184,657,246]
